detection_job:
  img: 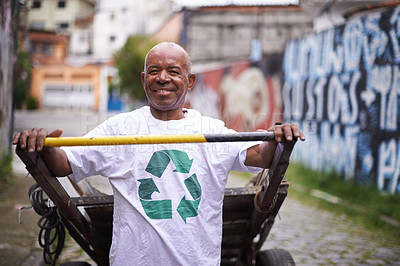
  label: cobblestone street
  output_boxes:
[262,194,400,265]
[228,174,400,266]
[5,110,400,265]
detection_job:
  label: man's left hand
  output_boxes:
[267,123,306,142]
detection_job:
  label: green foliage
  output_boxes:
[15,51,33,109]
[26,96,38,110]
[114,36,156,101]
[0,151,13,183]
[286,163,400,240]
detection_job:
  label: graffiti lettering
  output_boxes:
[363,13,388,70]
[344,19,363,72]
[387,66,400,131]
[283,7,400,194]
[390,6,400,63]
[378,139,400,194]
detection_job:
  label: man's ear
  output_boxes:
[141,72,145,87]
[187,73,196,91]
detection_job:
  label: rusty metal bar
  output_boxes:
[249,139,296,236]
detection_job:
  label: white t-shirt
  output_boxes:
[62,106,262,266]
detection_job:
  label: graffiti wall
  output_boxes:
[187,56,283,132]
[0,0,19,152]
[283,6,400,194]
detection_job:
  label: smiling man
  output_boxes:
[13,42,305,265]
[142,43,196,120]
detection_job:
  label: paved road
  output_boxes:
[8,109,400,265]
[13,109,113,137]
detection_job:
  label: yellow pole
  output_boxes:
[44,135,208,147]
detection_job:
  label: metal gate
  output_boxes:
[42,84,94,109]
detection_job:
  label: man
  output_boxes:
[14,42,305,265]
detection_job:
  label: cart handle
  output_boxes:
[44,132,276,147]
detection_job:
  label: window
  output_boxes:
[43,84,94,109]
[79,34,87,42]
[30,21,45,30]
[42,42,53,55]
[58,0,66,8]
[32,0,41,8]
[30,42,38,54]
[109,35,116,42]
[57,23,69,29]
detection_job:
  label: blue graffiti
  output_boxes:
[389,6,400,63]
[344,18,363,72]
[357,133,374,185]
[363,13,388,70]
[378,139,400,194]
[283,7,400,194]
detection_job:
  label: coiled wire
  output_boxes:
[28,183,66,265]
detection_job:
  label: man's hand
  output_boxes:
[246,123,305,168]
[267,123,306,142]
[13,128,72,176]
[13,128,63,152]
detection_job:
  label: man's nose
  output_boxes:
[156,70,170,83]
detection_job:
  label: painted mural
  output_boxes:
[283,6,400,194]
[187,57,283,133]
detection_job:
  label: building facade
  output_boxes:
[27,29,103,110]
[25,0,175,111]
[92,0,174,61]
[27,0,95,33]
[181,5,313,64]
[30,63,101,110]
[24,0,101,110]
[175,5,313,131]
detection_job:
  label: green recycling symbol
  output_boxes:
[138,150,202,223]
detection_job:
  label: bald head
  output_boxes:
[144,42,192,74]
[141,42,196,120]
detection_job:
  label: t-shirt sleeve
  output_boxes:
[206,117,263,174]
[231,142,264,173]
[62,145,117,183]
[61,116,121,183]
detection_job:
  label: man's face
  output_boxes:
[141,45,196,115]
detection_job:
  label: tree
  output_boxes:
[114,36,156,101]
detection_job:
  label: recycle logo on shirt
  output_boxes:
[138,150,202,223]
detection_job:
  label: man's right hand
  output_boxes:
[13,128,63,152]
[13,128,72,176]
